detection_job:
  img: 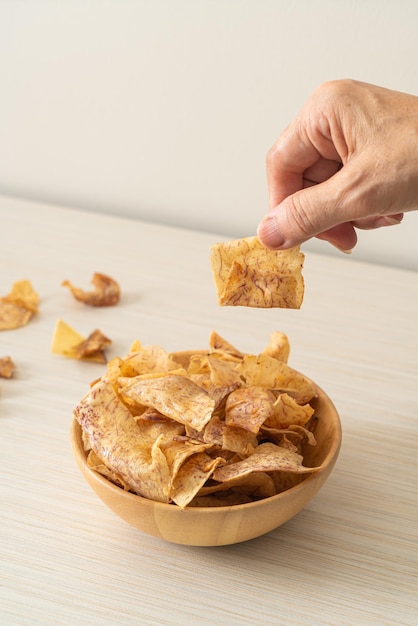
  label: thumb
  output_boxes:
[257,173,358,251]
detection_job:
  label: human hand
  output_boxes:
[257,79,418,252]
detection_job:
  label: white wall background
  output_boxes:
[1,0,417,270]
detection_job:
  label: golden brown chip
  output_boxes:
[225,387,276,434]
[213,442,319,483]
[62,272,120,306]
[237,354,317,404]
[0,356,16,378]
[264,393,315,429]
[118,374,216,431]
[262,331,290,363]
[74,377,171,502]
[208,331,244,359]
[210,236,304,308]
[169,452,225,508]
[202,414,258,456]
[75,329,112,361]
[86,450,132,491]
[124,344,181,376]
[0,280,39,330]
[198,471,276,500]
[51,319,111,363]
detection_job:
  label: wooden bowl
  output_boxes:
[70,351,342,546]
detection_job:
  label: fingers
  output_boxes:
[257,175,404,252]
[258,171,351,249]
[350,213,404,230]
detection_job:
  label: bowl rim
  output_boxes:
[70,372,342,514]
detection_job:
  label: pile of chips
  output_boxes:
[74,331,321,508]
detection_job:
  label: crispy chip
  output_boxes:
[202,414,258,455]
[208,331,244,359]
[0,356,16,378]
[118,374,215,431]
[213,442,318,483]
[74,331,321,508]
[170,452,225,508]
[75,329,112,361]
[210,236,304,308]
[198,472,276,500]
[74,377,171,502]
[236,354,317,404]
[51,319,111,363]
[265,393,315,429]
[86,450,132,491]
[62,272,120,306]
[225,387,276,434]
[0,280,39,330]
[262,331,290,363]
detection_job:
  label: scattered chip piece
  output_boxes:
[0,280,39,330]
[62,272,120,307]
[210,236,304,308]
[0,356,16,378]
[74,331,321,508]
[51,319,111,363]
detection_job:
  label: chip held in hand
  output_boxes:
[210,236,304,308]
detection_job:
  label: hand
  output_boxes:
[257,79,418,252]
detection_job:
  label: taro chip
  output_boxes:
[86,449,132,491]
[170,452,224,508]
[210,236,304,308]
[62,272,120,306]
[213,442,319,483]
[125,344,181,376]
[208,331,244,359]
[75,329,111,360]
[134,413,185,445]
[203,414,258,455]
[206,355,242,387]
[237,354,317,404]
[198,472,276,500]
[0,356,16,378]
[74,377,171,502]
[162,439,213,482]
[263,393,315,429]
[118,374,215,431]
[262,331,290,363]
[51,319,111,363]
[225,387,276,434]
[0,280,39,330]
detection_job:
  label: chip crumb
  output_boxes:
[51,319,111,363]
[62,272,120,307]
[0,280,39,330]
[0,356,16,378]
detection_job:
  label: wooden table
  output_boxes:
[1,195,417,625]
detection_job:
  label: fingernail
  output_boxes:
[381,216,402,226]
[257,215,285,248]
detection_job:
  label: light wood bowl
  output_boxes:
[70,351,342,546]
